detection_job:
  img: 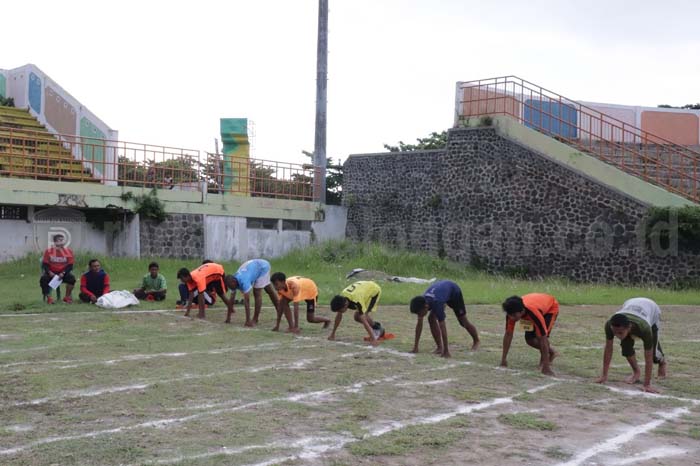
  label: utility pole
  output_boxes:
[313,0,328,203]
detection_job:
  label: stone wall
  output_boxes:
[139,214,204,259]
[343,127,700,285]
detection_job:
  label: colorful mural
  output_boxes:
[579,104,637,142]
[524,100,577,138]
[45,86,77,135]
[462,87,521,119]
[220,118,250,194]
[28,72,41,113]
[80,117,106,175]
[641,111,699,146]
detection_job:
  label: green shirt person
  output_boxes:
[133,262,167,301]
[596,298,667,393]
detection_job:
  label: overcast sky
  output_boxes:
[3,0,699,165]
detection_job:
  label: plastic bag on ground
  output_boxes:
[96,290,140,309]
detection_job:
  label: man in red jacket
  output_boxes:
[39,234,76,304]
[79,259,110,304]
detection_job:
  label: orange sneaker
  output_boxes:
[63,296,73,304]
[46,296,55,304]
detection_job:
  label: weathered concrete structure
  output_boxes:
[344,117,698,285]
[0,178,346,262]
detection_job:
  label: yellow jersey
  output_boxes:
[340,281,381,314]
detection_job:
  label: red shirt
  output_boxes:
[187,263,226,293]
[505,293,559,337]
[42,247,75,274]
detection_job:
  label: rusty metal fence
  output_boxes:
[0,126,318,201]
[456,76,700,202]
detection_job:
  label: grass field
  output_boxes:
[3,241,700,312]
[1,299,699,465]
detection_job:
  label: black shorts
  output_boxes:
[206,278,226,297]
[446,291,467,319]
[305,297,317,314]
[524,313,555,340]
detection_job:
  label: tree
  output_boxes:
[302,151,343,205]
[383,130,447,152]
[657,103,700,110]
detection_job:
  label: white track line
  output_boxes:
[9,359,321,407]
[394,378,455,387]
[607,447,688,465]
[555,407,690,466]
[151,382,558,466]
[295,335,415,359]
[604,385,700,405]
[1,342,287,373]
[0,361,478,456]
[0,310,176,318]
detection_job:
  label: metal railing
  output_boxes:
[0,126,318,201]
[455,76,700,203]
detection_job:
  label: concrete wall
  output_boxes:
[343,125,700,285]
[312,204,348,243]
[0,219,34,262]
[0,206,348,263]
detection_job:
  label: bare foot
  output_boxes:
[471,341,481,351]
[433,347,444,355]
[323,321,331,329]
[244,321,254,328]
[224,319,231,324]
[271,326,280,332]
[624,372,641,384]
[658,361,667,379]
[285,327,300,334]
[549,350,559,363]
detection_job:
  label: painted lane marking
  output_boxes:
[555,407,690,466]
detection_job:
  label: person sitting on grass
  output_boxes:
[595,297,667,394]
[133,261,167,301]
[224,259,279,327]
[501,293,560,376]
[177,262,234,320]
[271,273,329,332]
[409,280,480,358]
[39,233,76,304]
[79,259,110,304]
[329,281,385,346]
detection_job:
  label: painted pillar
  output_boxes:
[220,118,250,195]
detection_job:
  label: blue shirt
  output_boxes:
[424,280,462,322]
[233,259,270,293]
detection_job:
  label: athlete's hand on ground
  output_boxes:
[369,339,379,347]
[594,375,608,384]
[643,385,660,394]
